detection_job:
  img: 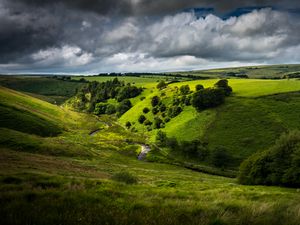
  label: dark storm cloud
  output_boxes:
[1,0,300,73]
[10,0,300,16]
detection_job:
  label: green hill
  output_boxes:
[0,84,300,225]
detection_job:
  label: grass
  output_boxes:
[1,75,300,224]
[0,76,84,104]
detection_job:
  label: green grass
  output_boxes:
[1,85,300,224]
[0,76,84,104]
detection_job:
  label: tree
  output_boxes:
[180,85,190,95]
[105,104,116,114]
[159,104,166,112]
[153,117,163,129]
[195,84,204,91]
[191,88,225,111]
[167,105,182,118]
[138,115,146,124]
[94,103,107,115]
[157,80,167,90]
[125,121,132,129]
[238,130,300,187]
[214,79,232,96]
[152,107,159,115]
[156,130,167,146]
[116,99,132,116]
[151,96,160,107]
[143,107,150,114]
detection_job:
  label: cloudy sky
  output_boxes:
[1,0,300,74]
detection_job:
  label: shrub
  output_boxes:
[153,117,163,129]
[167,105,182,118]
[157,80,167,90]
[180,85,190,95]
[214,79,232,96]
[111,171,138,184]
[151,96,160,107]
[152,107,159,115]
[164,117,171,123]
[125,121,132,129]
[105,104,116,114]
[238,130,300,187]
[195,84,204,91]
[192,88,225,111]
[159,104,166,112]
[138,115,146,124]
[144,120,153,126]
[143,107,150,114]
[156,130,167,146]
[94,102,107,115]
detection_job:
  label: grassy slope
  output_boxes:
[120,79,300,164]
[172,64,300,78]
[0,86,300,225]
[0,76,84,104]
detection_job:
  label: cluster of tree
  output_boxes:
[75,78,142,114]
[238,130,300,187]
[191,79,232,111]
[223,72,249,78]
[156,131,233,168]
[48,75,89,83]
[282,72,300,79]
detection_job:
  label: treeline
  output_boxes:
[238,130,300,187]
[96,72,210,80]
[156,130,235,169]
[47,75,89,83]
[73,78,142,116]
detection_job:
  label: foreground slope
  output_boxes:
[0,87,300,225]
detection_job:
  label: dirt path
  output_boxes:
[138,145,151,160]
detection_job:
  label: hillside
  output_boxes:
[0,86,300,225]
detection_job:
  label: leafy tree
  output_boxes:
[195,84,204,91]
[153,117,163,129]
[143,107,150,114]
[238,130,300,187]
[125,121,132,129]
[191,88,225,111]
[116,99,132,116]
[214,79,232,96]
[151,96,160,107]
[156,130,167,146]
[152,107,159,115]
[94,102,107,115]
[159,104,166,112]
[105,104,116,114]
[180,85,190,95]
[167,105,182,118]
[157,80,167,90]
[138,115,146,124]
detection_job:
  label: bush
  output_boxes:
[105,104,116,114]
[167,105,182,118]
[159,104,166,112]
[94,102,107,115]
[180,85,190,95]
[156,130,167,146]
[143,107,150,114]
[125,121,132,129]
[238,130,300,187]
[152,107,159,115]
[151,96,160,107]
[192,88,225,111]
[111,171,138,184]
[144,120,153,126]
[138,115,146,124]
[195,84,204,91]
[153,117,163,129]
[164,117,171,123]
[157,80,167,90]
[214,79,232,96]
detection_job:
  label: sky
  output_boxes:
[0,0,300,74]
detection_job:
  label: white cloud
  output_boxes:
[32,45,94,67]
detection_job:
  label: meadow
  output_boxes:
[1,66,300,224]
